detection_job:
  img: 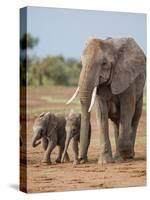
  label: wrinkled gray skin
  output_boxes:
[61,111,91,165]
[32,112,70,164]
[71,37,146,164]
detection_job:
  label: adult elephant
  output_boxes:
[67,37,146,164]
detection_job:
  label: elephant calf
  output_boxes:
[61,111,91,165]
[32,112,70,164]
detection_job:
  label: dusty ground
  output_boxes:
[20,86,146,193]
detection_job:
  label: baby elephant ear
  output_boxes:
[111,38,146,95]
[49,113,57,127]
[39,112,45,118]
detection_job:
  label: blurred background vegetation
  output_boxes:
[20,33,81,86]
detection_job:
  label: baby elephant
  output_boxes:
[32,112,70,164]
[61,111,91,165]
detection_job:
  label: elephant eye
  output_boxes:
[102,61,107,67]
[102,61,106,65]
[101,60,109,69]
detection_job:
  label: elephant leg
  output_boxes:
[42,140,56,164]
[114,123,119,153]
[95,95,113,165]
[112,121,123,161]
[129,95,143,158]
[55,145,64,163]
[118,94,136,159]
[72,138,79,165]
[41,137,48,151]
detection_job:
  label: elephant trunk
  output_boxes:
[66,64,99,160]
[79,87,93,159]
[32,132,41,147]
[61,134,71,162]
[79,103,91,159]
[79,66,98,160]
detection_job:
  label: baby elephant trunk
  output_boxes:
[32,131,42,147]
[61,135,71,162]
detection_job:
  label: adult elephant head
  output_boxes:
[67,37,146,163]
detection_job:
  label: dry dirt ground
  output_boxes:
[20,86,146,193]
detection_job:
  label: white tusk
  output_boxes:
[66,87,79,104]
[88,87,97,112]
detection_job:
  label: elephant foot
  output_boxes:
[114,150,134,162]
[98,153,114,165]
[126,151,135,159]
[55,158,61,163]
[114,152,124,162]
[79,157,88,164]
[118,138,132,153]
[121,150,135,160]
[118,140,134,160]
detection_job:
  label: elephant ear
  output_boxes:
[50,113,58,128]
[111,38,146,95]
